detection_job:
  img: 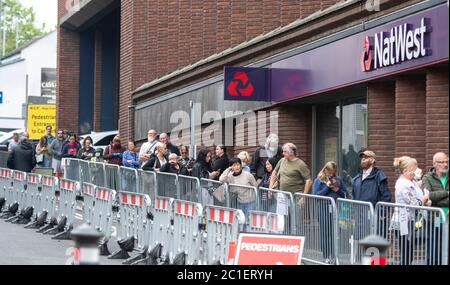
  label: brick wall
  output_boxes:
[426,68,449,169]
[118,0,341,140]
[57,0,80,132]
[368,81,396,194]
[395,75,426,171]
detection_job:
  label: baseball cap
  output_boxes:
[359,150,376,159]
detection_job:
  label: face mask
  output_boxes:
[269,147,278,153]
[242,163,247,168]
[441,168,449,175]
[414,168,423,181]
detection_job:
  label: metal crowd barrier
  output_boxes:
[81,183,96,226]
[171,199,203,265]
[111,191,151,263]
[105,164,120,191]
[199,179,229,207]
[202,205,245,265]
[0,168,12,211]
[79,160,91,184]
[43,178,77,240]
[63,159,80,181]
[375,202,447,265]
[120,167,139,193]
[145,196,174,264]
[35,176,58,232]
[89,162,106,187]
[228,184,258,220]
[293,193,338,265]
[93,186,117,256]
[444,212,449,265]
[178,175,201,203]
[257,187,294,234]
[138,170,157,200]
[26,174,42,217]
[336,198,375,265]
[156,172,179,199]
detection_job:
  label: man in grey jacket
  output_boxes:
[50,129,65,175]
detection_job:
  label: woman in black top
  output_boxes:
[77,136,96,161]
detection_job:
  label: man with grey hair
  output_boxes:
[139,129,159,165]
[269,142,312,195]
[159,132,181,156]
[422,152,448,265]
[7,132,20,152]
[251,133,283,182]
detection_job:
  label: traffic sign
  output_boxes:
[234,233,305,265]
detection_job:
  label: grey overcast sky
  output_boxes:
[19,0,57,32]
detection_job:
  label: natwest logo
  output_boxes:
[227,71,254,97]
[362,18,430,72]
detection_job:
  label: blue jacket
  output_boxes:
[312,176,347,201]
[122,150,141,168]
[352,167,391,206]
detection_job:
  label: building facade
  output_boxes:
[0,31,57,131]
[57,0,449,192]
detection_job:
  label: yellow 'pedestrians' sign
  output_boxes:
[27,104,56,140]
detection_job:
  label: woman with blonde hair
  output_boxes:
[312,161,347,264]
[391,156,430,265]
[143,142,168,172]
[237,151,251,172]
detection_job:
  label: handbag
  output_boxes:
[414,211,425,242]
[36,153,44,164]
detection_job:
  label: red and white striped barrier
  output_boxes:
[14,171,24,181]
[60,179,75,191]
[1,168,11,178]
[27,174,40,184]
[82,183,95,196]
[209,207,236,225]
[121,192,144,207]
[155,197,171,212]
[96,187,112,201]
[42,176,55,187]
[250,212,268,230]
[174,200,196,217]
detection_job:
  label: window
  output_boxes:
[313,96,367,195]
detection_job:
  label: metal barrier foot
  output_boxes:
[13,207,33,224]
[123,246,148,265]
[1,203,19,219]
[25,211,47,229]
[99,240,111,256]
[108,248,130,260]
[37,217,57,233]
[5,215,19,223]
[43,216,67,235]
[158,254,171,265]
[0,198,5,211]
[108,236,135,260]
[172,252,187,265]
[52,226,72,240]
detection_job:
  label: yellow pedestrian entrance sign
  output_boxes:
[27,104,56,140]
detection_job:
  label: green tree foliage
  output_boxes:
[1,0,47,55]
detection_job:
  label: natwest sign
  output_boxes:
[362,18,430,72]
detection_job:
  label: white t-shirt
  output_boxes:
[139,140,158,158]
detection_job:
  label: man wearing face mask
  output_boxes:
[251,134,283,183]
[351,150,391,206]
[139,129,159,167]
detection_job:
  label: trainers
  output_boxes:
[325,258,335,265]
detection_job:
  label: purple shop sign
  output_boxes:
[224,66,308,101]
[269,3,449,103]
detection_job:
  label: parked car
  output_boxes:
[79,130,118,155]
[0,129,26,152]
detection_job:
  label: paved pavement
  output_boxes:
[0,205,125,265]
